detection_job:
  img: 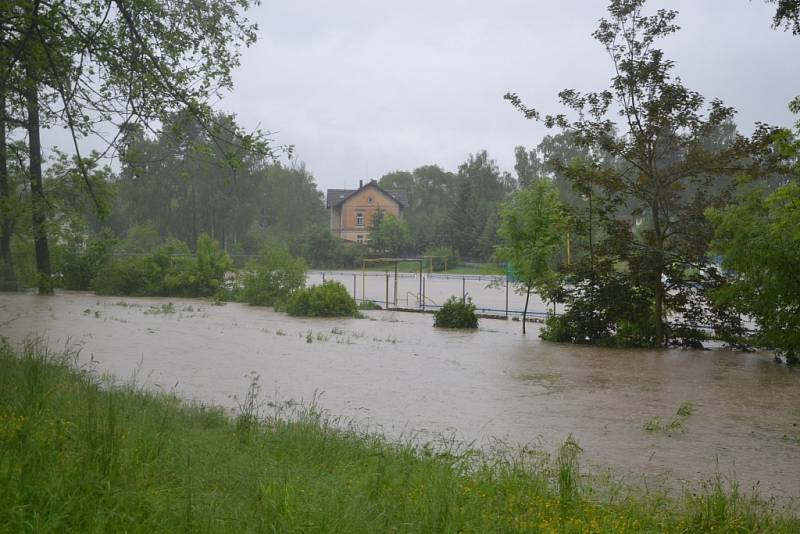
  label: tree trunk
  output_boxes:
[522,284,531,335]
[0,94,16,284]
[25,68,52,295]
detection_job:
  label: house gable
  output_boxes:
[326,180,407,242]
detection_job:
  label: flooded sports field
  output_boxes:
[1,291,798,503]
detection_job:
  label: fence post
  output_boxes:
[422,277,426,311]
[462,277,466,303]
[353,274,357,302]
[385,273,389,309]
[505,276,509,319]
[322,272,325,283]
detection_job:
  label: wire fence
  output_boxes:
[307,270,558,319]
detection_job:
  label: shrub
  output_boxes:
[286,281,358,317]
[93,234,231,298]
[240,246,307,306]
[540,314,570,342]
[54,230,119,290]
[433,297,478,329]
[294,224,365,269]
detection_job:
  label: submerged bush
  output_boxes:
[93,234,231,298]
[434,297,478,329]
[240,246,306,306]
[286,281,358,317]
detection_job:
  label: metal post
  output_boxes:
[419,262,422,307]
[462,277,466,303]
[505,276,509,319]
[385,272,389,308]
[322,272,325,283]
[394,262,398,307]
[422,276,426,311]
[353,274,357,301]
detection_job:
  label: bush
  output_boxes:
[285,281,358,317]
[433,297,478,329]
[54,230,119,290]
[93,234,231,298]
[294,224,365,269]
[240,246,307,306]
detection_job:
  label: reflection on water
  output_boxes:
[1,291,798,501]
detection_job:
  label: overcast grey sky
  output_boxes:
[45,0,800,191]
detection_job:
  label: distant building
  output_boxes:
[326,180,408,243]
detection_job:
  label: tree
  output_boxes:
[1,0,262,293]
[506,0,763,347]
[767,0,800,33]
[707,99,800,362]
[497,180,566,334]
[446,150,513,259]
[368,211,412,257]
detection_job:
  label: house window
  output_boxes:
[356,235,364,243]
[368,196,374,205]
[356,212,364,227]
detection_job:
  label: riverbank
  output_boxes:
[2,291,798,505]
[1,339,797,532]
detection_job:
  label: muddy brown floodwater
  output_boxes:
[1,291,798,504]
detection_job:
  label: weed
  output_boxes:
[644,417,685,435]
[306,331,313,343]
[331,327,344,335]
[677,402,695,417]
[276,329,286,336]
[144,302,176,315]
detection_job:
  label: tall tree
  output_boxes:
[506,0,762,347]
[1,0,263,293]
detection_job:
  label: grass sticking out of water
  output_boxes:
[1,339,797,533]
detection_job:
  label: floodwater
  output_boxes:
[1,291,798,504]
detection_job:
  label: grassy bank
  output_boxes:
[1,341,796,533]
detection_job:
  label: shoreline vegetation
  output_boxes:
[1,339,797,533]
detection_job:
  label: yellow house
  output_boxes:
[326,180,408,243]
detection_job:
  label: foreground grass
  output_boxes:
[1,341,797,533]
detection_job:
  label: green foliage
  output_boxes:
[497,180,566,332]
[117,224,162,254]
[2,340,797,533]
[93,234,231,298]
[708,179,800,363]
[240,246,307,306]
[53,230,118,290]
[507,1,756,347]
[295,224,364,269]
[423,245,458,271]
[368,211,412,256]
[114,114,325,255]
[285,281,358,317]
[433,297,478,329]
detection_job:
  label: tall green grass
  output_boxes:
[0,339,797,533]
